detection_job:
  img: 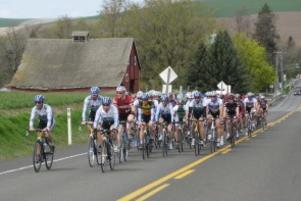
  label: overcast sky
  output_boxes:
[0,0,105,19]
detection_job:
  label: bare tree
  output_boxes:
[235,6,251,36]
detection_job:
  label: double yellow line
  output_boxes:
[118,105,301,201]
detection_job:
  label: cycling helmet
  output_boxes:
[194,91,202,98]
[116,85,126,92]
[186,92,192,99]
[161,94,169,103]
[247,92,254,97]
[102,97,112,105]
[136,91,143,99]
[141,93,149,101]
[90,86,100,95]
[34,95,45,103]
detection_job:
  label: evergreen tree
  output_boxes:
[254,3,278,64]
[209,31,249,93]
[187,42,210,90]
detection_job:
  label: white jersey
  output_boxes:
[243,98,257,108]
[93,105,119,129]
[189,99,207,108]
[82,95,103,121]
[29,104,54,129]
[155,103,174,122]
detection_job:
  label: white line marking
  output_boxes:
[0,152,86,176]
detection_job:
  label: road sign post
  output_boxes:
[159,66,178,94]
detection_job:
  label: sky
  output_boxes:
[0,0,104,19]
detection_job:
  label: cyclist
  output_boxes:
[223,94,239,142]
[137,93,155,148]
[29,95,55,150]
[258,95,268,125]
[155,94,174,149]
[206,91,224,147]
[113,85,135,152]
[235,93,246,137]
[173,94,187,149]
[93,97,119,154]
[188,91,207,147]
[82,86,103,124]
[243,92,258,133]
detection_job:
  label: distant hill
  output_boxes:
[199,0,301,17]
[0,18,31,27]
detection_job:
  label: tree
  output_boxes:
[254,3,278,64]
[112,0,216,87]
[234,33,275,91]
[187,42,210,90]
[234,6,251,36]
[208,30,249,93]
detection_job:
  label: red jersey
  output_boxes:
[113,95,133,115]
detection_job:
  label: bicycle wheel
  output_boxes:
[97,142,105,173]
[194,132,200,156]
[210,128,216,153]
[108,142,115,171]
[162,131,168,157]
[33,141,42,173]
[88,137,96,167]
[45,144,54,170]
[230,122,235,148]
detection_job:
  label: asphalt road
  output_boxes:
[1,84,301,201]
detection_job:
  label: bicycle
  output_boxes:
[119,121,129,163]
[227,116,237,148]
[160,122,169,157]
[29,129,54,173]
[82,121,97,168]
[208,117,217,153]
[191,119,202,156]
[246,112,254,137]
[138,125,152,160]
[176,121,185,153]
[97,128,116,173]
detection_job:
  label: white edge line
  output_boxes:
[0,152,86,176]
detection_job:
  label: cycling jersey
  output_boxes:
[207,99,223,118]
[29,104,55,130]
[138,101,155,123]
[113,95,133,121]
[155,103,174,123]
[93,105,119,129]
[259,99,268,110]
[243,98,257,113]
[82,95,103,121]
[189,99,207,119]
[225,101,238,117]
[173,104,186,123]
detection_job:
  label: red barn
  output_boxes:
[8,32,141,93]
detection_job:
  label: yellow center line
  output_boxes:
[174,169,195,180]
[135,183,170,201]
[118,104,301,201]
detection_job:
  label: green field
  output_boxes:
[0,18,30,27]
[0,91,113,159]
[199,0,301,17]
[0,91,88,109]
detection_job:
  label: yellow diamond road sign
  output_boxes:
[159,66,178,84]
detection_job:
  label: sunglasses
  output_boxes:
[35,101,43,104]
[103,104,110,106]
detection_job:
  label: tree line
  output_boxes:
[1,0,300,93]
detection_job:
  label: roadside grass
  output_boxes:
[0,91,114,159]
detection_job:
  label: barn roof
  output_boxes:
[8,38,135,90]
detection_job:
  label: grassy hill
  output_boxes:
[199,0,301,17]
[0,18,30,27]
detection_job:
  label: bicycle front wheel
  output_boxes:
[45,145,54,170]
[88,137,96,168]
[33,141,42,173]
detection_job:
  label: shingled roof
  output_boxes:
[9,38,135,90]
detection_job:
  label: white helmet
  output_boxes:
[136,91,143,98]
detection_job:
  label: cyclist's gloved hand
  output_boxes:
[29,127,35,132]
[81,121,86,125]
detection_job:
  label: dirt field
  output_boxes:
[219,11,301,47]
